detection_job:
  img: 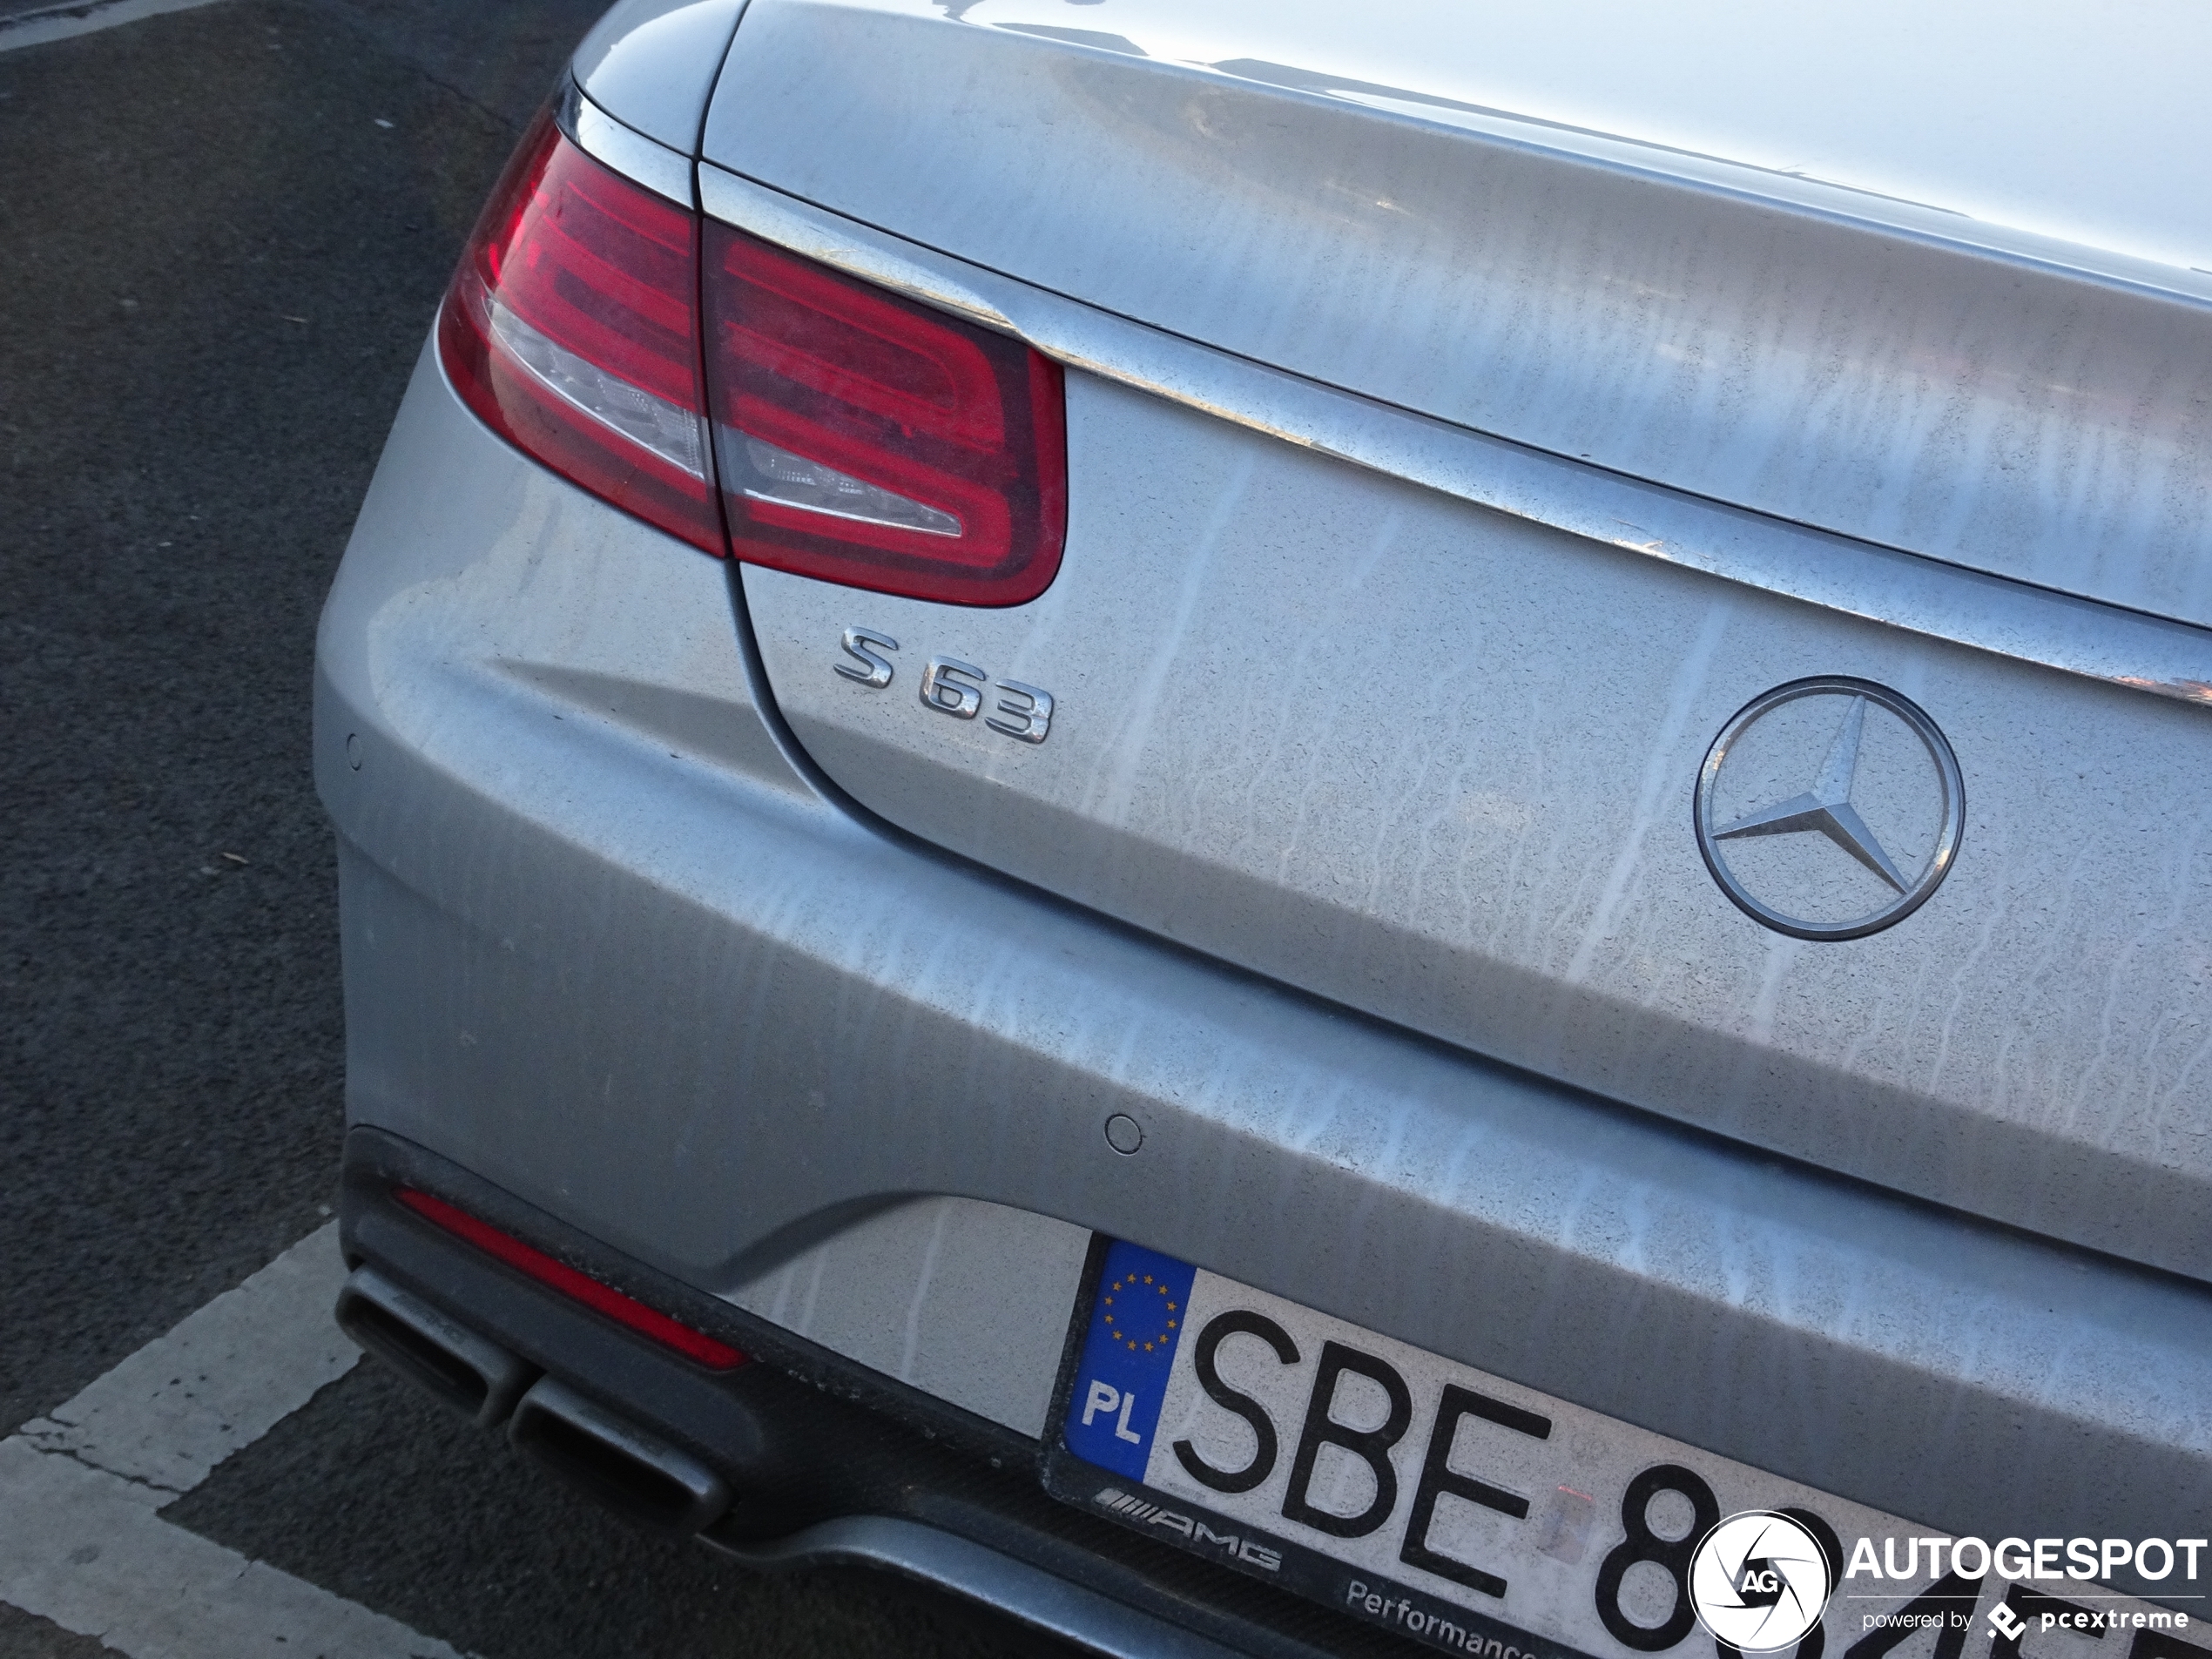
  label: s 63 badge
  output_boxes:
[834,627,1055,745]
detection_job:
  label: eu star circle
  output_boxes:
[1689,1510,1834,1651]
[1695,678,1964,941]
[1097,1271,1182,1355]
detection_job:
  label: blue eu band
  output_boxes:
[1062,1241,1197,1481]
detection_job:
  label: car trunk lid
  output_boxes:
[699,0,2212,1283]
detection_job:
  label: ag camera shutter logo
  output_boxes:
[1689,1511,1835,1651]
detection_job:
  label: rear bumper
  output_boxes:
[317,341,2212,1597]
[338,1128,1365,1659]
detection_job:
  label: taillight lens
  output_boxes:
[438,114,721,554]
[439,117,1069,603]
[704,227,1068,607]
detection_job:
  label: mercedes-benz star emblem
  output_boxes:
[1695,678,1963,940]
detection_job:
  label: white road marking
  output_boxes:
[0,0,232,55]
[0,1223,469,1658]
[0,1442,459,1659]
[19,1222,361,1493]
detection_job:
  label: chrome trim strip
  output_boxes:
[707,1514,1242,1658]
[699,162,2212,712]
[562,81,695,210]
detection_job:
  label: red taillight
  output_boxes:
[440,118,1069,603]
[438,115,722,554]
[394,1187,747,1372]
[704,227,1068,607]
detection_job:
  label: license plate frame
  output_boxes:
[1038,1236,2201,1659]
[1041,1235,1595,1659]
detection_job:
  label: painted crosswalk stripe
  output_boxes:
[0,1222,467,1658]
[0,0,233,55]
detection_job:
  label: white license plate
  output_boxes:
[1043,1239,2202,1659]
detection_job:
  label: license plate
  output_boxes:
[1042,1239,2202,1659]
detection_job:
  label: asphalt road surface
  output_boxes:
[0,3,1076,1654]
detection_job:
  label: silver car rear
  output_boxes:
[319,0,2212,1651]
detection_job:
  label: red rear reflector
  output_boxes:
[705,227,1068,606]
[438,114,722,555]
[394,1187,746,1372]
